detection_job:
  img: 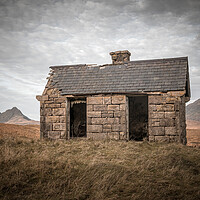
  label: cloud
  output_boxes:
[0,0,200,119]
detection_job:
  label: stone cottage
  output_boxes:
[36,50,190,144]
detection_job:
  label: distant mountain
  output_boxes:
[186,99,200,122]
[0,107,39,125]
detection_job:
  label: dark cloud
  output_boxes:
[0,0,200,119]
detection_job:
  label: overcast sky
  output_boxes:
[0,0,200,120]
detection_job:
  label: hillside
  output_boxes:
[0,123,40,139]
[186,98,200,121]
[0,136,199,200]
[0,107,39,125]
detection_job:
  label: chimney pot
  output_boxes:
[110,50,131,64]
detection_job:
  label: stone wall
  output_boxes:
[148,91,186,144]
[36,80,67,139]
[178,95,186,144]
[87,95,127,140]
[36,83,187,143]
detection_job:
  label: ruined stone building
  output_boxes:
[36,50,190,144]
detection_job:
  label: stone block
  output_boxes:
[165,127,177,135]
[46,104,60,108]
[53,108,65,116]
[87,117,92,125]
[114,111,124,118]
[54,97,66,103]
[112,124,121,132]
[94,105,107,111]
[165,104,174,111]
[91,118,106,125]
[120,115,126,124]
[155,136,170,142]
[102,111,113,118]
[120,124,127,132]
[53,123,65,131]
[60,116,66,123]
[46,116,60,123]
[112,95,126,104]
[113,132,120,140]
[48,131,60,139]
[46,122,52,131]
[103,97,111,104]
[149,112,165,119]
[87,125,102,133]
[44,100,54,104]
[108,105,120,111]
[87,105,93,111]
[36,95,42,101]
[149,127,165,136]
[120,104,126,110]
[50,94,59,98]
[39,95,48,101]
[119,132,127,140]
[107,117,119,124]
[164,119,175,127]
[148,136,155,142]
[46,89,53,95]
[87,97,103,104]
[103,125,112,129]
[87,111,101,118]
[156,105,165,111]
[167,91,185,97]
[165,112,176,119]
[60,131,66,139]
[41,108,53,116]
[149,119,160,127]
[148,105,157,112]
[60,103,66,108]
[40,101,45,107]
[148,95,165,104]
[166,97,177,104]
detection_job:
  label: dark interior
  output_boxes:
[129,96,148,141]
[70,99,86,138]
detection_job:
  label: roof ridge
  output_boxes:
[49,56,188,69]
[128,56,188,64]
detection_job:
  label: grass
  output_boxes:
[0,137,200,200]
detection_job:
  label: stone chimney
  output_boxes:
[110,50,131,64]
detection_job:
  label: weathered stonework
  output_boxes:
[148,91,186,144]
[37,87,187,144]
[36,78,67,140]
[86,95,127,140]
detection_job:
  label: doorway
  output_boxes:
[70,98,86,138]
[129,96,148,141]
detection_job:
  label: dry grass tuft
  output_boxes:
[0,137,200,200]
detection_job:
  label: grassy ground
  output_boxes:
[0,137,200,200]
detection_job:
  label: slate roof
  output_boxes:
[50,57,189,95]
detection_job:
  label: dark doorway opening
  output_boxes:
[70,98,86,138]
[129,96,148,141]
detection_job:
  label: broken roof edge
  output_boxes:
[50,64,87,69]
[49,56,188,69]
